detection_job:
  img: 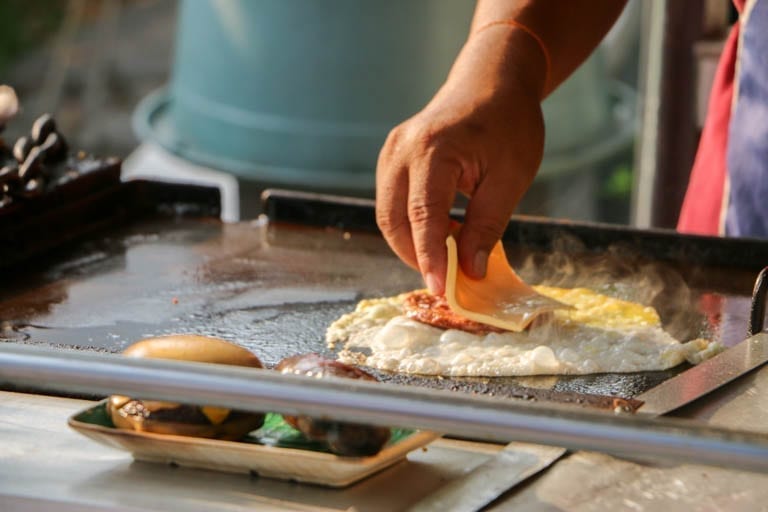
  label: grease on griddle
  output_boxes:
[368,369,645,413]
[0,216,746,407]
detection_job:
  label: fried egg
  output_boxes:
[326,287,723,377]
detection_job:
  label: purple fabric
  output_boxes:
[726,0,768,237]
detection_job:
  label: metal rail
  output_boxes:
[2,341,768,473]
[750,266,768,336]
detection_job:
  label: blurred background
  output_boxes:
[0,0,734,225]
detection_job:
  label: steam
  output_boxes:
[514,234,709,342]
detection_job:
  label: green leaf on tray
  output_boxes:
[247,413,415,453]
[244,413,330,451]
[74,402,116,428]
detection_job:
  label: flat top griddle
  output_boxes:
[0,187,764,410]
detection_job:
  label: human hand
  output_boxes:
[375,26,547,295]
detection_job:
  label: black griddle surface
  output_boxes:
[0,214,759,408]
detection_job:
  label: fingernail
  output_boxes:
[473,250,488,278]
[425,272,441,295]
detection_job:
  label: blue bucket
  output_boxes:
[134,0,628,192]
[135,0,474,190]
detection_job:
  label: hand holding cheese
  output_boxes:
[375,0,626,294]
[445,234,566,331]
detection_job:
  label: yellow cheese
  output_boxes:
[201,406,230,425]
[444,235,566,332]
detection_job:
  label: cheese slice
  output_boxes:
[201,406,231,425]
[444,235,566,332]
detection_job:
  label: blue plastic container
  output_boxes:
[134,1,630,192]
[136,0,474,190]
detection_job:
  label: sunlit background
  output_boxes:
[0,1,734,225]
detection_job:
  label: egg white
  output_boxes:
[326,287,722,377]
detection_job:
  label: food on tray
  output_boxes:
[276,354,391,456]
[327,235,723,376]
[69,402,437,487]
[108,335,266,440]
[107,337,392,453]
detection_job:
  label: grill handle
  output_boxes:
[749,266,768,336]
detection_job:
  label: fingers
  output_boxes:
[407,153,460,295]
[458,171,524,279]
[376,156,419,270]
[457,103,544,280]
[376,126,461,295]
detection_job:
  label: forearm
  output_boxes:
[469,0,627,97]
[375,0,626,292]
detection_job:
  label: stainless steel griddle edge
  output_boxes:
[1,339,768,474]
[260,188,768,270]
[409,322,768,511]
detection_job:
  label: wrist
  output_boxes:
[441,25,547,104]
[473,20,550,94]
[477,22,548,100]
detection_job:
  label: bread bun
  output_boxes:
[108,335,265,440]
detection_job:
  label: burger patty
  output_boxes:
[402,291,507,335]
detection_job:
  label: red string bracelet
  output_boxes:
[474,20,552,92]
